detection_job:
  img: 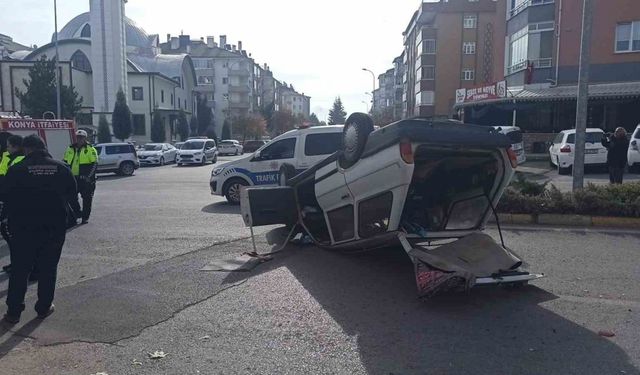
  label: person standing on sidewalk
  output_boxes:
[2,135,76,324]
[63,130,98,224]
[0,135,25,274]
[601,127,629,184]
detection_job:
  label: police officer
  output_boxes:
[2,135,76,323]
[0,135,25,274]
[63,130,98,224]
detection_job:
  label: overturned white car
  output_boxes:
[241,114,543,297]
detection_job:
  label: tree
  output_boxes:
[271,110,296,136]
[328,97,347,125]
[97,114,112,143]
[259,102,275,131]
[112,88,132,141]
[233,114,267,143]
[176,111,190,141]
[151,111,166,142]
[15,55,82,119]
[189,115,198,135]
[309,113,321,126]
[222,119,231,140]
[196,96,213,136]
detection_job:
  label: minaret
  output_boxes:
[90,0,128,116]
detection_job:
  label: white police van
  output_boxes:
[210,125,343,204]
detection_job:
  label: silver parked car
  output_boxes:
[137,143,177,166]
[218,140,244,155]
[95,143,140,176]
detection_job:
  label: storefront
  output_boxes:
[454,81,640,153]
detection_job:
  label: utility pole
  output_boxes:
[54,0,62,119]
[573,0,593,191]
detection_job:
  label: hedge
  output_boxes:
[497,174,640,218]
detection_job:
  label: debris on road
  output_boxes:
[199,335,211,340]
[200,254,262,272]
[148,351,168,359]
[598,330,616,338]
[132,359,143,366]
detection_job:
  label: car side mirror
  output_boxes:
[252,150,262,161]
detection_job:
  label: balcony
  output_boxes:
[506,58,553,75]
[509,0,555,18]
[229,99,250,109]
[228,84,251,94]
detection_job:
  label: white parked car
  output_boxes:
[628,124,640,173]
[240,114,542,297]
[218,140,244,155]
[137,143,177,166]
[494,126,525,164]
[95,143,140,176]
[177,138,218,166]
[549,128,607,175]
[210,125,343,204]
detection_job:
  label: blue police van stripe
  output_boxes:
[232,167,279,185]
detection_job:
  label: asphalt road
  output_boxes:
[0,157,638,374]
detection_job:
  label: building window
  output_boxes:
[415,91,435,105]
[616,21,640,52]
[206,93,215,101]
[417,66,435,80]
[198,76,214,85]
[223,93,229,100]
[193,58,213,69]
[462,69,475,81]
[161,90,165,103]
[80,24,91,38]
[419,39,437,54]
[132,87,144,101]
[132,114,146,136]
[222,77,229,84]
[70,50,92,72]
[463,42,476,54]
[463,15,477,29]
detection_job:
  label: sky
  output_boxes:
[1,0,427,121]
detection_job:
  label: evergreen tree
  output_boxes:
[151,111,166,142]
[328,97,347,125]
[112,88,132,141]
[15,55,82,119]
[196,96,213,135]
[309,113,321,126]
[176,111,190,141]
[97,114,112,143]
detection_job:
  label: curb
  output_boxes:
[491,213,640,230]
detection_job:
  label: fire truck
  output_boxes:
[0,114,76,160]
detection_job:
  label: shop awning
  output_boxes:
[454,81,640,108]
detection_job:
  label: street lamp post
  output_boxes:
[53,0,62,119]
[362,68,376,111]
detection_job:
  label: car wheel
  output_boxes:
[160,157,165,166]
[279,164,297,186]
[338,112,374,169]
[118,161,135,176]
[558,163,572,175]
[224,178,249,205]
[201,155,207,166]
[213,154,218,164]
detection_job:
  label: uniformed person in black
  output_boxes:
[2,135,76,324]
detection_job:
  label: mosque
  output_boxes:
[0,0,197,143]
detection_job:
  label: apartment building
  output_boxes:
[403,0,502,118]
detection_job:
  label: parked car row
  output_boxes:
[548,124,640,175]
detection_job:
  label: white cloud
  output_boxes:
[1,0,422,120]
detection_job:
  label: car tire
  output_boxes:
[235,149,239,156]
[160,157,165,166]
[213,154,218,163]
[558,164,572,175]
[338,112,374,170]
[118,161,135,176]
[224,178,249,205]
[201,156,207,166]
[279,164,297,186]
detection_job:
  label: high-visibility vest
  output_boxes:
[0,151,23,176]
[63,144,98,176]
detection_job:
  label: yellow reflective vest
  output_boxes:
[63,144,98,177]
[0,151,25,176]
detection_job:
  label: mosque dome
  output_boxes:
[53,12,152,50]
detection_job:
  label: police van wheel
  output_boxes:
[160,157,165,166]
[119,161,135,176]
[201,156,207,166]
[224,178,248,205]
[338,112,374,170]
